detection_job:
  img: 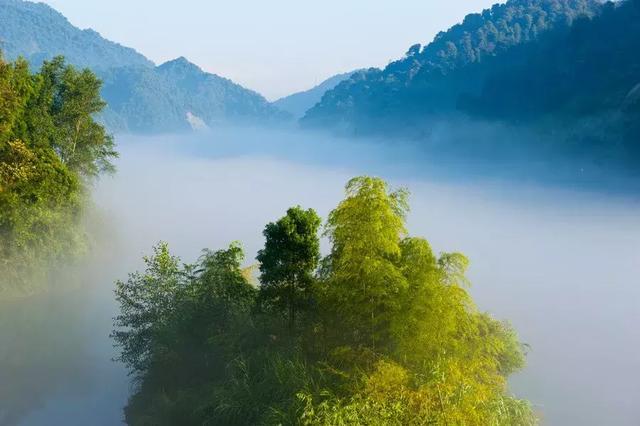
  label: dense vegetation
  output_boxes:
[459,0,640,165]
[0,53,116,297]
[302,0,640,170]
[0,0,289,133]
[112,177,535,425]
[303,0,600,127]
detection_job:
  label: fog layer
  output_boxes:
[4,128,639,425]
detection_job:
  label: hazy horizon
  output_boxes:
[37,0,500,100]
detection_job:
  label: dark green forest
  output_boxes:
[303,0,601,126]
[0,52,116,297]
[112,177,535,425]
[303,0,640,169]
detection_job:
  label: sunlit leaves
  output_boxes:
[0,53,115,297]
[322,177,409,350]
[113,176,535,425]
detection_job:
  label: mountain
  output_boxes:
[0,0,151,69]
[303,0,602,131]
[457,0,640,121]
[99,58,288,133]
[273,71,358,119]
[299,0,640,169]
[0,0,289,133]
[156,58,285,127]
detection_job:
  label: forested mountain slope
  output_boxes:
[0,0,288,133]
[301,0,640,169]
[303,0,601,127]
[0,0,151,69]
[99,58,288,133]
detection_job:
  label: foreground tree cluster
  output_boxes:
[113,177,535,425]
[0,53,116,297]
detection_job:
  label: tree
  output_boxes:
[0,53,115,296]
[35,56,118,178]
[405,43,421,57]
[257,206,321,332]
[111,242,186,376]
[322,176,409,352]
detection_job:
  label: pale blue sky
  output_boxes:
[40,0,499,100]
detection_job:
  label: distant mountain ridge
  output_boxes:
[274,71,358,119]
[98,57,288,133]
[0,0,152,69]
[157,58,284,126]
[303,0,602,129]
[300,0,640,170]
[0,0,289,133]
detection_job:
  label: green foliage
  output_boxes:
[113,176,536,425]
[321,177,409,351]
[0,53,115,297]
[297,359,535,425]
[37,57,117,177]
[112,242,186,375]
[257,206,321,331]
[112,242,256,379]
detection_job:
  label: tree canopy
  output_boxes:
[257,206,321,332]
[113,176,535,425]
[0,52,116,297]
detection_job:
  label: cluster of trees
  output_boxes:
[0,52,116,297]
[113,176,535,425]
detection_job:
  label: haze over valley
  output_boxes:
[1,1,639,425]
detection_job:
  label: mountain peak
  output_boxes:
[0,0,153,69]
[159,56,202,72]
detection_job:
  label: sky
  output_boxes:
[38,0,499,100]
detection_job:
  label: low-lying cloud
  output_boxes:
[3,127,639,425]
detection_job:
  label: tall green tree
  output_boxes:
[322,176,409,351]
[111,242,186,376]
[0,53,116,296]
[35,56,117,178]
[257,206,321,332]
